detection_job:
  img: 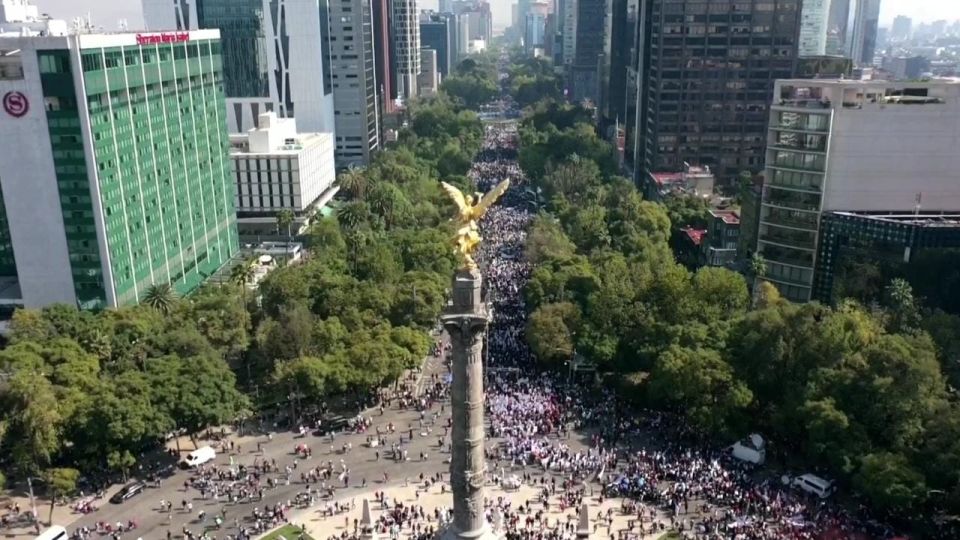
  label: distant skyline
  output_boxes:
[29,0,960,33]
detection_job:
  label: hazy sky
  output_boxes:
[32,0,960,32]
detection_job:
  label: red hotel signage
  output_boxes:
[3,91,28,118]
[135,32,190,45]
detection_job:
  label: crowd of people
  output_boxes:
[466,124,908,540]
[54,121,926,540]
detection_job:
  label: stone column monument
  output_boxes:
[441,267,497,540]
[437,178,510,540]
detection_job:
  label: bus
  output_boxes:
[35,526,67,540]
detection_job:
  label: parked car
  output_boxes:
[109,481,146,504]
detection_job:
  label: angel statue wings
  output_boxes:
[441,179,511,271]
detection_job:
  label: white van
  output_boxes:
[791,474,835,499]
[730,434,766,465]
[180,446,216,468]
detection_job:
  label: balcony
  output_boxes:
[762,212,819,231]
[759,229,816,250]
[762,191,821,212]
[760,245,814,268]
[775,98,832,110]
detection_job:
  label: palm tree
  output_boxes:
[338,167,369,200]
[276,208,295,238]
[142,283,177,316]
[230,259,256,288]
[337,201,369,231]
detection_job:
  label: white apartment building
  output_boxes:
[142,0,336,135]
[231,113,336,235]
[798,0,829,56]
[758,80,960,302]
[392,0,421,100]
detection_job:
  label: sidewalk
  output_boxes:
[284,479,670,540]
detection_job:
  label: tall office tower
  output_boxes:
[799,0,830,56]
[569,0,607,104]
[372,0,396,117]
[849,0,881,66]
[524,2,549,54]
[561,0,577,66]
[142,0,335,135]
[600,0,628,131]
[418,48,440,95]
[826,0,849,54]
[456,13,470,58]
[633,0,801,181]
[329,0,381,166]
[392,0,421,99]
[451,0,493,45]
[421,12,454,77]
[0,30,238,309]
[891,15,911,41]
[758,80,960,302]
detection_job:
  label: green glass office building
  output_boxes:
[0,30,238,309]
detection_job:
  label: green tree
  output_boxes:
[527,302,581,367]
[44,467,79,524]
[106,449,136,482]
[142,283,177,316]
[277,208,295,238]
[648,346,752,435]
[854,453,928,512]
[2,369,62,473]
[525,216,576,265]
[338,167,370,200]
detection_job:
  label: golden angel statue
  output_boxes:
[441,179,511,271]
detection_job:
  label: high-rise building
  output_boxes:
[372,0,396,118]
[600,0,629,131]
[633,0,801,181]
[569,0,607,105]
[0,30,238,309]
[392,0,421,100]
[849,0,881,66]
[142,0,335,135]
[418,48,440,95]
[230,113,336,236]
[523,2,549,54]
[757,80,960,302]
[560,0,577,67]
[891,15,912,41]
[827,0,851,53]
[420,11,454,77]
[329,0,381,167]
[799,0,830,56]
[451,0,493,45]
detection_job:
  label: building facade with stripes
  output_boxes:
[0,30,238,309]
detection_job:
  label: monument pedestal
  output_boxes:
[438,268,502,540]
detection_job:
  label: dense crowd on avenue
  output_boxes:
[55,126,916,540]
[462,125,905,540]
